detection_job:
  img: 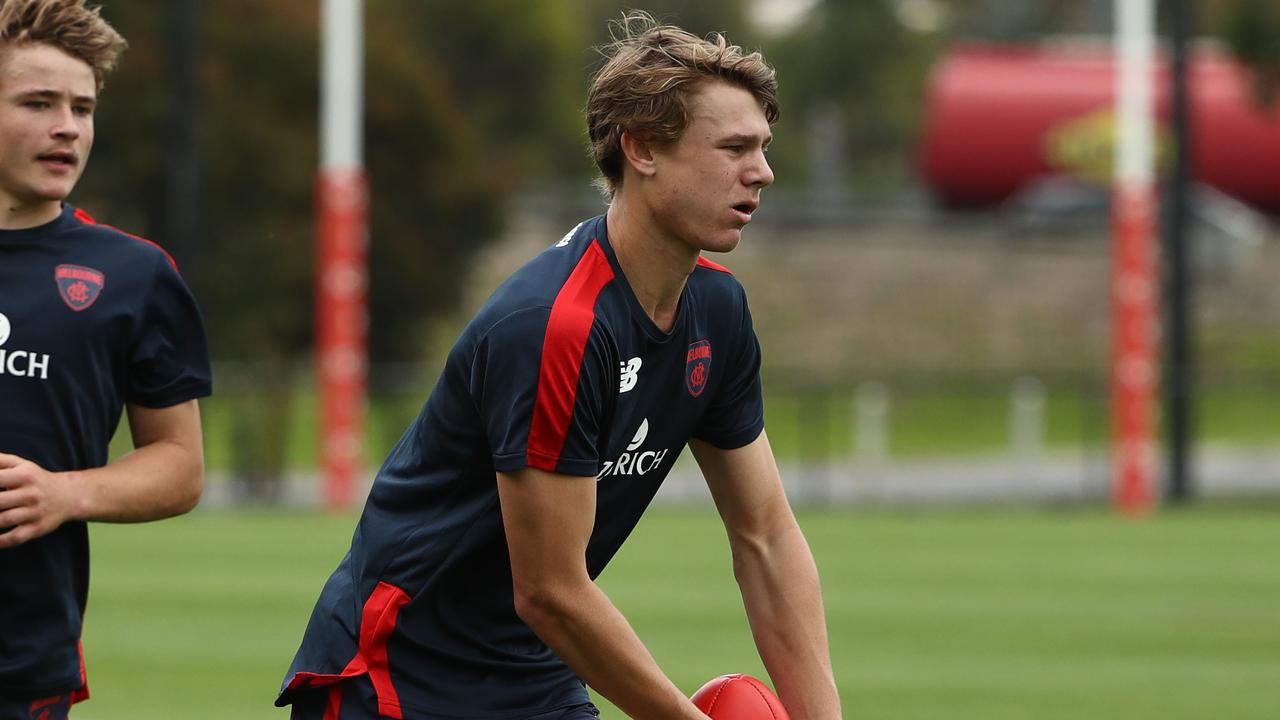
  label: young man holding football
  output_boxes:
[280,12,840,720]
[0,2,211,717]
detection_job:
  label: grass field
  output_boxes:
[76,504,1280,719]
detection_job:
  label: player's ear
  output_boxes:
[619,131,658,178]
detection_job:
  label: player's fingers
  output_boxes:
[0,514,43,549]
[0,459,42,492]
[0,523,33,549]
[0,485,30,512]
[0,453,23,469]
[0,464,35,489]
[0,504,35,530]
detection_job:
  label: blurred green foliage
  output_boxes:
[1217,0,1280,106]
[74,0,1274,364]
[76,1,1276,487]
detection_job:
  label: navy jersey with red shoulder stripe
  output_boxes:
[279,214,765,718]
[0,204,212,699]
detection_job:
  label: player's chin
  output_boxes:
[707,231,743,254]
[29,181,76,202]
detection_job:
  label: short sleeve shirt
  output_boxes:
[279,215,765,718]
[0,204,212,698]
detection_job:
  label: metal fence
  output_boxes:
[186,198,1280,508]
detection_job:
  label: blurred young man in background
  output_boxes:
[0,2,211,717]
[280,12,840,720]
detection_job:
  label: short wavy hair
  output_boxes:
[586,11,779,196]
[0,0,127,90]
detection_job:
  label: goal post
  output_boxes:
[1111,0,1159,515]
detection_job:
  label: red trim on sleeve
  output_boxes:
[527,240,615,471]
[696,255,733,274]
[282,582,411,719]
[72,206,180,272]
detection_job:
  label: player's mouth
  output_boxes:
[37,150,78,172]
[731,200,758,223]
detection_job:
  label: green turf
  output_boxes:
[76,504,1280,719]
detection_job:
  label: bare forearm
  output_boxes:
[67,439,202,522]
[734,525,841,720]
[518,581,705,720]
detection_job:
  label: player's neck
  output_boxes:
[605,198,695,333]
[0,196,62,230]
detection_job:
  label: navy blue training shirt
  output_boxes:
[0,204,212,700]
[278,214,765,718]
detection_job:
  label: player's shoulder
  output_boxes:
[486,215,614,310]
[547,215,603,254]
[534,215,613,281]
[66,205,179,271]
[689,254,748,301]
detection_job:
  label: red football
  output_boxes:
[691,674,791,720]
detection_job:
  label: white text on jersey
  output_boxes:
[598,417,669,480]
[0,313,51,380]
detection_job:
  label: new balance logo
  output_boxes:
[619,357,642,393]
[555,221,585,248]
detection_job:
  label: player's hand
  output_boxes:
[0,453,82,549]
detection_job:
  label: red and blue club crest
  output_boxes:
[55,264,105,311]
[685,339,712,397]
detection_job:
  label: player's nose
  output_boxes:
[50,106,81,139]
[745,150,774,189]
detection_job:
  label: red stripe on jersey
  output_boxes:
[70,636,89,704]
[527,240,615,471]
[360,582,410,719]
[696,255,733,274]
[72,207,180,272]
[282,582,410,718]
[323,682,345,720]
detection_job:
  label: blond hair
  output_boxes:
[0,0,126,90]
[586,11,779,196]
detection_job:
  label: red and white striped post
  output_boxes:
[316,0,367,511]
[1111,0,1159,515]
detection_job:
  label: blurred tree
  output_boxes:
[77,0,317,495]
[1212,0,1280,107]
[80,0,589,365]
[75,1,590,489]
[946,0,1110,40]
[578,0,752,43]
[765,0,940,198]
[363,0,586,361]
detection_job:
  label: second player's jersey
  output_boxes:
[0,204,212,699]
[279,214,765,718]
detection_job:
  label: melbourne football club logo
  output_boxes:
[685,339,711,397]
[55,264,105,311]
